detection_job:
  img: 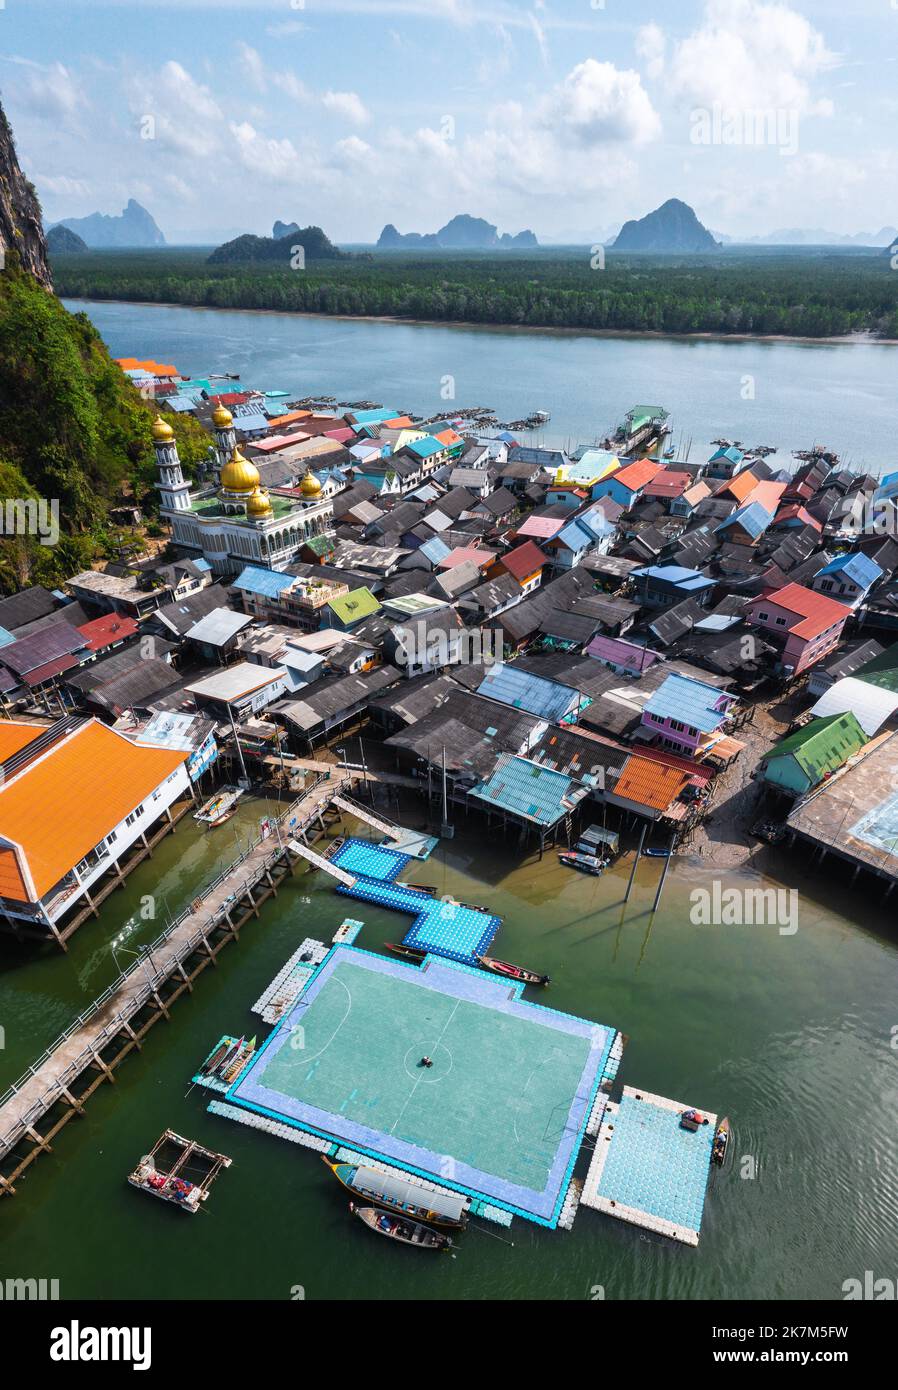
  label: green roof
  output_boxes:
[327,586,381,625]
[856,641,898,692]
[765,712,866,780]
[303,533,336,557]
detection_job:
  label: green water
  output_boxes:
[1,796,895,1301]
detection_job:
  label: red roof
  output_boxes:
[208,391,257,407]
[642,470,692,498]
[500,541,548,582]
[437,547,493,572]
[77,614,139,652]
[613,459,665,492]
[751,582,849,638]
[773,504,822,532]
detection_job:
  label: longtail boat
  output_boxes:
[323,1158,467,1228]
[349,1202,453,1251]
[476,955,549,986]
[385,941,427,963]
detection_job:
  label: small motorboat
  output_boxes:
[558,850,607,877]
[194,787,244,827]
[385,941,428,963]
[641,846,672,858]
[476,955,549,986]
[349,1203,453,1251]
[712,1117,730,1166]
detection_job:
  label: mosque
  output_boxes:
[152,406,335,576]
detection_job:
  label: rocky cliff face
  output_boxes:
[0,102,51,289]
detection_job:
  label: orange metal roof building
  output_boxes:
[715,470,759,504]
[612,754,692,813]
[267,410,312,428]
[612,459,665,492]
[114,358,180,377]
[0,722,49,763]
[0,720,187,903]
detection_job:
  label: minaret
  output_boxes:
[152,416,191,514]
[211,404,237,480]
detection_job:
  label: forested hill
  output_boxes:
[0,99,208,594]
[52,246,898,339]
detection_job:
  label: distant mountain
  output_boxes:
[612,199,720,254]
[740,226,898,247]
[207,226,346,264]
[55,199,165,248]
[273,220,301,240]
[377,214,538,250]
[47,224,88,254]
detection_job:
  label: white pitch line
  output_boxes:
[389,998,461,1136]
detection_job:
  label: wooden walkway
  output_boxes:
[330,793,401,839]
[0,771,352,1191]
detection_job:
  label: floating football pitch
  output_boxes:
[228,947,615,1224]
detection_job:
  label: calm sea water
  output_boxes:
[1,794,895,1302]
[2,301,894,1300]
[65,298,898,473]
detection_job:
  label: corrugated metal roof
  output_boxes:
[809,677,898,735]
[185,608,253,646]
[477,662,578,722]
[644,674,730,732]
[232,565,297,598]
[817,552,882,588]
[471,753,581,826]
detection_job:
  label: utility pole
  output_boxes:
[440,744,454,840]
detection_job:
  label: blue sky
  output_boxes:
[4,0,897,243]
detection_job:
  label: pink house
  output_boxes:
[745,582,850,676]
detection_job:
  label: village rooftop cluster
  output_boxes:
[1,364,898,948]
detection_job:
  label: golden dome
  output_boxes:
[212,404,233,429]
[152,415,174,442]
[300,467,322,499]
[246,487,272,518]
[220,446,261,494]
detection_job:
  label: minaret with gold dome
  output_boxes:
[152,415,191,514]
[211,404,237,480]
[299,465,323,503]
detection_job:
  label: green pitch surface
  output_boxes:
[255,958,594,1194]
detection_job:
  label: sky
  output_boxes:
[4,0,898,244]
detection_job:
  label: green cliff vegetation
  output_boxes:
[52,245,898,339]
[0,253,210,594]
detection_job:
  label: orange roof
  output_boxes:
[384,416,414,429]
[716,470,758,503]
[434,428,462,446]
[613,459,665,492]
[0,721,186,903]
[0,721,47,763]
[612,754,691,812]
[267,410,312,428]
[115,357,179,377]
[742,480,786,513]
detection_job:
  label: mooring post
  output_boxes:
[624,824,647,903]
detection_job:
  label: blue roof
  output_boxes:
[419,536,451,564]
[645,674,730,733]
[709,446,743,464]
[232,564,296,598]
[633,564,715,592]
[818,552,882,588]
[471,754,579,826]
[0,626,16,649]
[477,662,578,722]
[349,408,398,425]
[715,501,772,540]
[406,436,443,459]
[556,521,593,553]
[194,558,212,572]
[578,506,616,539]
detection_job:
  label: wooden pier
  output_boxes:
[0,771,352,1196]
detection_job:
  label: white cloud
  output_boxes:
[6,58,87,122]
[668,0,837,117]
[228,122,303,181]
[539,59,661,147]
[636,24,666,82]
[322,91,371,126]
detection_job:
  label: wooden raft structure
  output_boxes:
[128,1130,231,1212]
